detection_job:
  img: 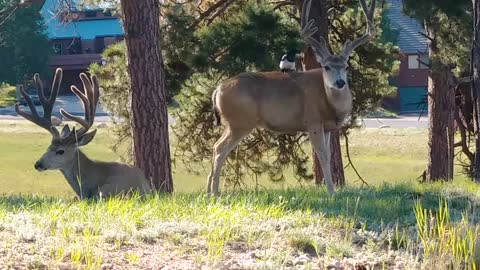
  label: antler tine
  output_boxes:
[300,0,314,34]
[342,0,377,57]
[90,74,100,125]
[15,69,63,137]
[37,68,63,120]
[60,72,99,137]
[299,0,331,59]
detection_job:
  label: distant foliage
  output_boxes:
[0,1,52,84]
[89,43,133,163]
[191,4,303,75]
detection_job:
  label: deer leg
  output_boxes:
[207,130,229,193]
[207,128,248,195]
[325,130,331,148]
[308,126,335,195]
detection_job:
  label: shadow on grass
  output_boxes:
[0,182,477,230]
[192,183,478,229]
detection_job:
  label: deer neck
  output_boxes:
[324,85,352,121]
[60,150,95,198]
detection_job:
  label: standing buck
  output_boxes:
[16,69,151,199]
[207,0,376,195]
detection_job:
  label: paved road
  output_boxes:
[360,115,428,129]
[0,95,108,118]
[0,95,428,128]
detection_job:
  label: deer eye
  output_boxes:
[324,66,331,71]
[56,150,65,155]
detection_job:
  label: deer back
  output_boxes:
[215,70,343,133]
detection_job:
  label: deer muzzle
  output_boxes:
[335,79,346,88]
[34,161,46,171]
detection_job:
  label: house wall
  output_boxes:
[391,53,429,114]
[49,36,123,93]
[395,53,429,87]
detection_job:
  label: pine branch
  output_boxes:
[417,59,431,69]
[271,0,295,10]
[419,31,434,42]
[0,0,35,27]
[189,0,233,30]
[456,77,472,86]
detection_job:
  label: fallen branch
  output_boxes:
[342,130,369,187]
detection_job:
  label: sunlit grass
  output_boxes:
[1,120,480,268]
[0,120,431,197]
[0,183,478,268]
[0,84,16,107]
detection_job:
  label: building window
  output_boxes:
[67,38,82,55]
[408,55,419,69]
[408,54,430,69]
[419,54,430,69]
[95,36,118,53]
[53,43,62,55]
[85,10,97,18]
[102,9,112,17]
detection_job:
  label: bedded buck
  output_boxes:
[16,68,151,199]
[207,0,376,196]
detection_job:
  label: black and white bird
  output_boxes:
[279,51,297,73]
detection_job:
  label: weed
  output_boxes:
[326,240,354,258]
[288,233,318,255]
[414,199,480,268]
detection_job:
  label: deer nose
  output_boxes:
[336,80,346,88]
[34,161,44,171]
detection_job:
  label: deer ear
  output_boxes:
[61,125,71,137]
[77,130,97,146]
[49,126,60,138]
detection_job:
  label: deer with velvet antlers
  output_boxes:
[15,69,151,199]
[207,0,376,196]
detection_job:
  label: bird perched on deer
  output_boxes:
[15,69,152,199]
[279,50,297,72]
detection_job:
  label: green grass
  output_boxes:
[0,121,431,197]
[1,121,480,268]
[0,83,16,107]
[0,183,479,268]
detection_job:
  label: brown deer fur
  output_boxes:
[207,0,376,196]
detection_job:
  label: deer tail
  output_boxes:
[212,88,221,126]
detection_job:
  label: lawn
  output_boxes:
[1,120,479,269]
[0,120,430,197]
[0,84,16,107]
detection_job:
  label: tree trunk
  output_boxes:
[120,0,173,192]
[425,22,455,182]
[472,0,480,181]
[298,0,346,186]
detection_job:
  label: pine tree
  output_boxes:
[120,0,173,192]
[403,0,470,182]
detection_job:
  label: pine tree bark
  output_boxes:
[120,0,173,192]
[425,21,455,182]
[472,0,480,181]
[297,0,345,186]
